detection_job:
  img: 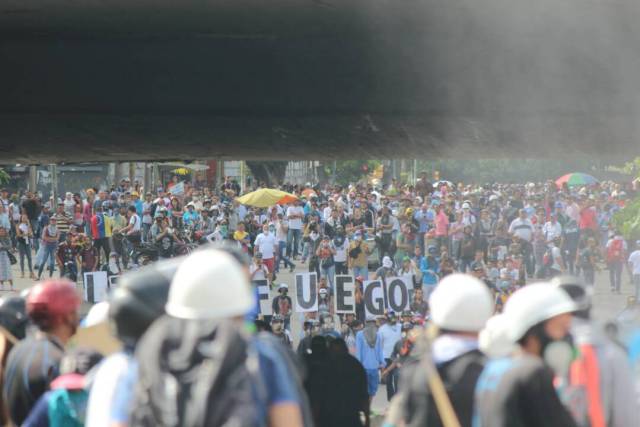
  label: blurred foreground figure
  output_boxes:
[86,259,176,427]
[394,274,493,427]
[129,249,307,427]
[4,280,80,425]
[24,347,103,427]
[552,275,636,427]
[474,283,578,427]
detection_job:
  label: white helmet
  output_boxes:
[479,314,515,358]
[503,283,576,343]
[166,249,255,320]
[428,274,493,332]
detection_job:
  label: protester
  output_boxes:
[474,283,579,427]
[355,315,385,406]
[552,275,636,426]
[394,274,493,427]
[129,249,306,427]
[4,280,80,425]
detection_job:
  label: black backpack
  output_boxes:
[130,316,262,427]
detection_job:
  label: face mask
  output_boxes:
[48,225,57,234]
[272,323,283,333]
[401,332,408,339]
[544,338,575,379]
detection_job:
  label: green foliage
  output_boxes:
[612,157,640,240]
[0,169,9,185]
[416,158,601,183]
[613,197,640,241]
[326,161,381,185]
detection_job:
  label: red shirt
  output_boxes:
[579,207,598,231]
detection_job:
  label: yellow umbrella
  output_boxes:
[236,188,298,208]
[171,167,191,175]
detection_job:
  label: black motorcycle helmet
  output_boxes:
[551,275,592,319]
[109,258,181,348]
[0,296,28,340]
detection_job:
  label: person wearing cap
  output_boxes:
[23,347,103,427]
[272,284,292,331]
[182,201,200,227]
[355,315,385,405]
[552,276,636,427]
[379,311,402,401]
[374,256,396,280]
[396,274,493,427]
[130,249,307,427]
[474,283,578,427]
[4,280,81,425]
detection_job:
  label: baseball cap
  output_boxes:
[382,256,393,268]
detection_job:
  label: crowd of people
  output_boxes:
[0,172,638,426]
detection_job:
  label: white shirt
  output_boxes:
[142,202,153,224]
[628,250,640,275]
[379,323,402,359]
[509,218,534,242]
[286,206,304,230]
[249,263,269,281]
[128,214,141,232]
[255,232,277,259]
[332,238,350,263]
[276,220,288,242]
[86,353,133,427]
[551,246,563,271]
[542,221,562,241]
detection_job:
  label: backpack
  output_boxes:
[130,316,261,427]
[607,239,624,263]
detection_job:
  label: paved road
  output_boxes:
[4,262,632,418]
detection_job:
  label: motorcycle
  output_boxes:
[62,260,78,282]
[132,242,160,266]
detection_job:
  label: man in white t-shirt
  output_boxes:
[628,240,640,299]
[275,214,295,273]
[542,213,562,243]
[286,201,305,258]
[254,224,278,275]
[120,205,142,244]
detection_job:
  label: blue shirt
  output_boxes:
[355,330,384,370]
[420,256,440,285]
[414,210,434,233]
[182,211,200,226]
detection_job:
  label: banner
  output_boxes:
[254,280,272,315]
[386,275,412,313]
[84,271,109,303]
[363,276,411,318]
[363,280,386,318]
[295,272,318,313]
[334,275,356,314]
[170,181,185,196]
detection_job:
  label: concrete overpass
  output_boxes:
[1,0,640,163]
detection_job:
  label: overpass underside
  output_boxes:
[1,0,639,163]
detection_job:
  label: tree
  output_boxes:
[324,160,381,185]
[0,168,9,185]
[612,157,640,240]
[245,161,288,187]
